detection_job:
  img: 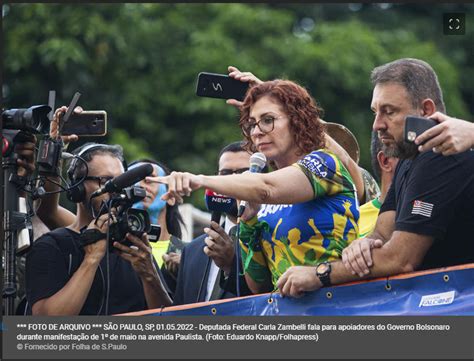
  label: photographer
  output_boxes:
[25,143,171,315]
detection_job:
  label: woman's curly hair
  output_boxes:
[239,80,326,156]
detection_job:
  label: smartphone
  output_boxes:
[404,116,437,143]
[196,72,249,101]
[61,110,107,136]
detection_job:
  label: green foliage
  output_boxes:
[4,3,473,210]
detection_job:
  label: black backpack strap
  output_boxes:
[46,228,83,277]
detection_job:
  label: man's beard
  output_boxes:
[387,139,419,159]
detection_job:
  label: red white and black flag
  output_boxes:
[411,200,434,218]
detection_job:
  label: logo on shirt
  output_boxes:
[411,200,434,218]
[258,204,292,218]
[299,154,328,178]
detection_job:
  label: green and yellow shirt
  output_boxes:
[240,149,359,287]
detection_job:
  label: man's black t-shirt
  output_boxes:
[380,150,474,270]
[26,228,158,315]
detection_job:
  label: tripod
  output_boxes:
[2,145,31,315]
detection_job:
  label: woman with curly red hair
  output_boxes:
[149,79,360,295]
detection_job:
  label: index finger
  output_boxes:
[62,134,79,144]
[276,270,289,291]
[210,221,228,237]
[415,123,443,145]
[359,239,374,267]
[228,65,241,75]
[51,106,68,138]
[226,99,243,108]
[53,106,68,120]
[113,241,137,255]
[418,132,446,153]
[140,233,151,248]
[146,176,168,184]
[126,233,149,252]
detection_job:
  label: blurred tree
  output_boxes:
[3,3,472,209]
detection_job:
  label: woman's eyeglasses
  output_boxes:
[242,115,282,136]
[218,168,248,176]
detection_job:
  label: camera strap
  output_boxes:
[79,228,107,248]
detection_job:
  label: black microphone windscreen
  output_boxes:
[112,163,153,190]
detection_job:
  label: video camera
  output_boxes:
[2,105,51,133]
[1,103,64,178]
[103,186,151,244]
[1,105,51,157]
[1,105,52,315]
[97,186,161,249]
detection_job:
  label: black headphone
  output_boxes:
[66,143,127,203]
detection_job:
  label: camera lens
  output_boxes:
[127,209,150,233]
[2,105,51,133]
[128,213,144,232]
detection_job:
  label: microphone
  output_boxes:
[196,189,237,302]
[204,189,237,224]
[90,163,153,198]
[237,152,266,217]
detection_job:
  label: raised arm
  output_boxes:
[416,112,474,155]
[35,106,78,229]
[149,165,314,206]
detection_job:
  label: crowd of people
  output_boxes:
[7,57,474,315]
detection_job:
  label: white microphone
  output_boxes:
[237,152,267,217]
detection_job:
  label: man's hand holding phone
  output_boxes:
[415,112,474,155]
[51,106,80,145]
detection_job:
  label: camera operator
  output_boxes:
[25,143,171,315]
